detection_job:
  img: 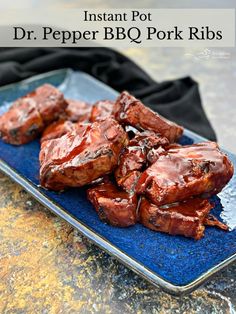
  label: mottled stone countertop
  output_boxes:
[0,47,236,313]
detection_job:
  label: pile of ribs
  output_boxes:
[0,84,234,240]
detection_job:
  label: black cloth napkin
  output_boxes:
[0,47,216,140]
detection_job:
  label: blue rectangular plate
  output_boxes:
[0,69,236,295]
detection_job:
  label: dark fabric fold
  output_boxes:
[0,47,216,140]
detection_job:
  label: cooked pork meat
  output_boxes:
[139,197,215,240]
[0,101,44,145]
[113,91,183,143]
[32,84,67,123]
[40,118,129,190]
[129,130,169,148]
[204,214,229,231]
[146,147,166,165]
[116,170,142,193]
[1,83,233,240]
[136,142,234,206]
[40,123,89,167]
[65,99,91,122]
[115,145,146,187]
[41,120,76,143]
[115,130,169,192]
[0,84,67,145]
[40,120,88,143]
[90,100,114,122]
[87,181,138,227]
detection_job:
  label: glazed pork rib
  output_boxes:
[113,91,183,143]
[42,99,114,143]
[41,98,93,143]
[0,84,67,145]
[65,99,91,122]
[40,118,129,190]
[87,181,138,227]
[139,197,227,240]
[136,142,234,206]
[90,100,114,122]
[115,130,169,192]
[0,83,232,239]
[0,100,44,145]
[40,120,88,143]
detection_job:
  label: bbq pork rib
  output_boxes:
[40,118,129,190]
[0,84,67,145]
[90,100,114,122]
[65,99,91,122]
[113,91,183,143]
[136,142,234,206]
[115,130,169,192]
[0,101,44,145]
[40,120,88,143]
[0,83,233,240]
[139,197,228,240]
[42,99,114,143]
[87,181,137,227]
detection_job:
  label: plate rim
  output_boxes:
[0,68,235,295]
[0,68,70,93]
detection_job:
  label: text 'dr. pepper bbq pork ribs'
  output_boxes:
[0,84,67,145]
[113,91,183,143]
[40,118,129,190]
[136,142,234,206]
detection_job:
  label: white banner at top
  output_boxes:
[0,9,234,47]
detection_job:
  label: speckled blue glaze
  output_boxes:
[0,69,236,290]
